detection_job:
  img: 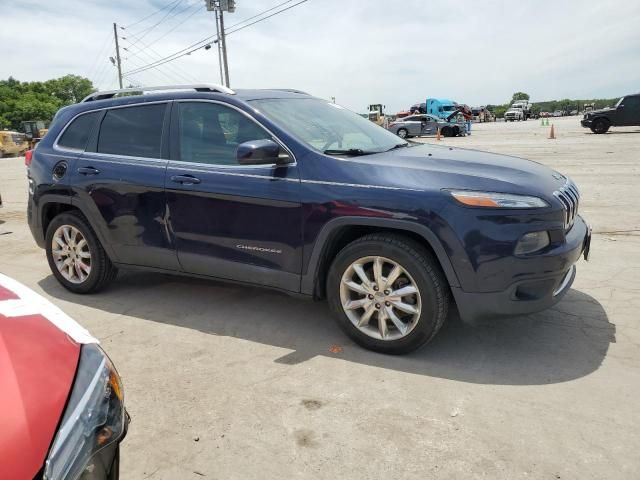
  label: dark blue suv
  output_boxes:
[27,84,591,354]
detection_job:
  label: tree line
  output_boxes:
[0,75,94,131]
[488,91,622,118]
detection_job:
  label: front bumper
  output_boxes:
[580,118,593,128]
[452,216,591,322]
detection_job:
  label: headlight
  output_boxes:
[448,190,549,208]
[515,231,550,255]
[44,344,125,480]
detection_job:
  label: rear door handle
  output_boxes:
[77,167,100,175]
[171,175,201,185]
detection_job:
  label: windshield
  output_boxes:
[251,98,406,154]
[615,97,624,107]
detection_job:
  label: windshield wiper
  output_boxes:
[386,143,409,151]
[323,148,376,156]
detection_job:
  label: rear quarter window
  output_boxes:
[57,111,100,150]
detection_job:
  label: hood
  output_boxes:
[588,107,615,115]
[0,275,91,480]
[334,144,566,198]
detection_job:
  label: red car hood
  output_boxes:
[0,275,97,480]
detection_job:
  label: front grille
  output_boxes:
[554,179,580,230]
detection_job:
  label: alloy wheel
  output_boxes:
[51,225,92,284]
[339,256,422,340]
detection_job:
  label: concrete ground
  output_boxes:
[1,116,638,479]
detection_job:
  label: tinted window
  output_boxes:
[178,102,271,165]
[97,104,165,158]
[623,96,640,109]
[58,111,100,150]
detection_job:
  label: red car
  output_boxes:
[0,273,128,479]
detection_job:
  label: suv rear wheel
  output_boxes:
[591,118,610,134]
[45,211,117,293]
[327,233,450,354]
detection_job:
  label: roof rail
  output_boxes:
[81,84,235,102]
[272,89,311,95]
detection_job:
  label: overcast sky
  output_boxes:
[3,0,640,113]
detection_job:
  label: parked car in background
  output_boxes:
[553,110,563,117]
[581,93,640,134]
[387,113,466,138]
[0,273,128,479]
[27,84,590,354]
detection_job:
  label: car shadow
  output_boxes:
[583,130,640,135]
[38,271,615,386]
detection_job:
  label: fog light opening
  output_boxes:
[515,231,550,255]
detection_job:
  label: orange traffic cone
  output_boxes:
[436,127,442,141]
[548,124,556,139]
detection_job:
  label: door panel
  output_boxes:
[72,153,177,268]
[165,100,303,291]
[165,164,302,290]
[619,96,640,125]
[70,102,179,270]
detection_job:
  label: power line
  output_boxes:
[124,0,181,29]
[86,31,113,83]
[127,0,183,43]
[226,0,309,36]
[137,2,205,52]
[120,33,201,83]
[123,0,309,76]
[225,0,296,30]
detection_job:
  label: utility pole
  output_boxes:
[206,0,233,87]
[218,10,230,87]
[113,22,123,89]
[214,10,224,84]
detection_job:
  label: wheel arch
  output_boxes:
[301,217,460,298]
[39,197,118,262]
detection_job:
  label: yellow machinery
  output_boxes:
[0,130,29,158]
[23,120,49,149]
[367,104,386,126]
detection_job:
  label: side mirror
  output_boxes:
[618,104,624,109]
[236,139,292,166]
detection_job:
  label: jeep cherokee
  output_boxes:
[27,84,591,354]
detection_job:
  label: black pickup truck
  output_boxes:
[581,93,640,133]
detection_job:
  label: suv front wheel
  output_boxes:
[45,211,118,293]
[591,118,610,134]
[327,233,450,354]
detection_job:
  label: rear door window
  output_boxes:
[58,111,100,151]
[97,104,166,158]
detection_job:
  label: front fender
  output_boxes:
[300,216,461,296]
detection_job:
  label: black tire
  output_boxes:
[45,210,118,293]
[397,128,408,139]
[442,127,454,137]
[591,118,610,134]
[327,233,450,354]
[453,126,460,136]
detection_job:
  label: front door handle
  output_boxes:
[77,167,100,175]
[171,174,201,185]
